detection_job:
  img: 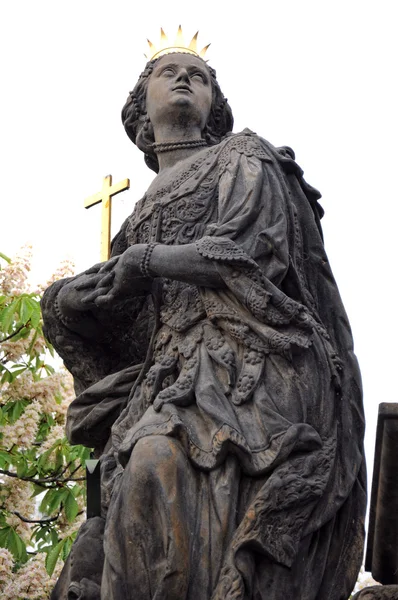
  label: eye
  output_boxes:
[191,72,207,83]
[160,67,175,77]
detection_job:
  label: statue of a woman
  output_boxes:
[43,45,366,600]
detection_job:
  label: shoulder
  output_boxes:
[218,129,272,162]
[217,129,298,169]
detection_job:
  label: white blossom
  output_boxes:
[1,552,62,600]
[0,400,41,449]
[0,548,14,592]
[0,245,33,296]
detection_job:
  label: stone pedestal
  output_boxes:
[352,586,398,599]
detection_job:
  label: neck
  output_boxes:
[152,124,205,170]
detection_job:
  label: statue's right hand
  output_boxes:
[57,263,105,317]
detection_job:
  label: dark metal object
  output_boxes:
[366,403,398,584]
[86,459,101,519]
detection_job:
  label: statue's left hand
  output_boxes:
[80,246,150,308]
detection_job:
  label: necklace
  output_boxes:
[152,139,207,153]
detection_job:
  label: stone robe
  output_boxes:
[42,130,366,600]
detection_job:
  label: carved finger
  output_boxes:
[98,257,119,274]
[85,263,103,275]
[94,294,115,307]
[96,272,115,288]
[81,287,111,304]
[75,274,104,290]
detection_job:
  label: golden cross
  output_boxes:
[84,175,130,261]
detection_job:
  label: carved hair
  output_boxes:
[121,56,234,172]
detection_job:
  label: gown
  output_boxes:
[42,130,366,600]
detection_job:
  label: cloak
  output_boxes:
[42,130,366,600]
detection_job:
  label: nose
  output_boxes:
[175,68,190,83]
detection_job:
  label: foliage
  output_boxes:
[0,246,90,599]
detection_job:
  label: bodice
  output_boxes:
[125,146,221,247]
[125,146,222,334]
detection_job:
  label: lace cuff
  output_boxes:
[195,236,257,268]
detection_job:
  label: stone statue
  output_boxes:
[42,38,366,600]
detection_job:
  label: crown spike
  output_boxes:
[175,25,185,47]
[144,27,210,61]
[199,43,211,58]
[188,32,199,52]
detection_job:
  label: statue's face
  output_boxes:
[146,53,213,133]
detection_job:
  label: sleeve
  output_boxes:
[195,134,314,356]
[196,135,290,287]
[41,219,151,395]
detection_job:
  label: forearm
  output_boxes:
[148,244,224,288]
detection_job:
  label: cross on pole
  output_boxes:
[84,175,130,261]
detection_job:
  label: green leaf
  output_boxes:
[19,296,34,325]
[0,299,20,334]
[8,366,28,380]
[1,368,13,384]
[16,456,28,477]
[40,488,68,516]
[31,483,46,498]
[54,449,64,472]
[25,463,39,478]
[64,490,79,523]
[43,363,55,376]
[76,445,92,461]
[0,450,11,468]
[39,488,56,514]
[45,540,65,576]
[50,527,59,546]
[38,448,53,470]
[4,399,30,424]
[30,303,42,329]
[0,525,28,562]
[33,527,48,544]
[8,327,30,343]
[26,328,39,356]
[61,535,74,561]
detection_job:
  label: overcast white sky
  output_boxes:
[1,0,397,535]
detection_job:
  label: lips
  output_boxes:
[172,85,192,93]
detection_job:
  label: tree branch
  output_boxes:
[12,511,60,525]
[0,325,25,343]
[0,468,86,485]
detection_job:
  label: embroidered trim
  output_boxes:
[195,236,257,268]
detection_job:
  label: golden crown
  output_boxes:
[145,26,210,61]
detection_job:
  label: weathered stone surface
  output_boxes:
[366,403,398,584]
[43,51,366,599]
[352,586,398,599]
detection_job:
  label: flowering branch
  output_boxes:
[0,247,91,596]
[0,325,24,343]
[0,467,86,485]
[0,507,60,525]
